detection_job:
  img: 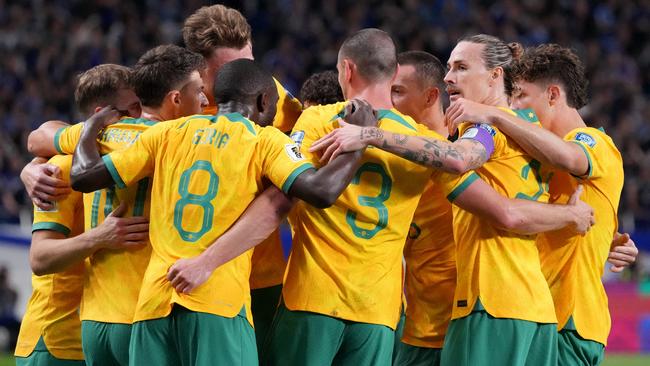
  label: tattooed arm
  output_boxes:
[311,121,488,174]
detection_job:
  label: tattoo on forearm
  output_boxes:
[360,127,384,141]
[377,133,487,172]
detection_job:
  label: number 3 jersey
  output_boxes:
[103,113,312,324]
[286,102,473,329]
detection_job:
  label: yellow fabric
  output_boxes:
[249,229,287,289]
[16,155,85,360]
[537,127,623,345]
[284,103,470,329]
[401,180,456,349]
[103,113,312,324]
[451,108,557,324]
[202,78,302,133]
[57,117,155,324]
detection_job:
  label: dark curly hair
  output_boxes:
[299,70,344,106]
[131,45,206,107]
[514,44,589,109]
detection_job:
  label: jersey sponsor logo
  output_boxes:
[285,143,305,161]
[290,130,305,145]
[35,201,58,212]
[574,132,596,148]
[457,299,468,308]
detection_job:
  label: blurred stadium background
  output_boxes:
[0,0,648,364]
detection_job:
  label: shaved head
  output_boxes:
[339,28,397,83]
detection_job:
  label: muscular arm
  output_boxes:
[454,178,593,235]
[167,186,294,293]
[70,108,117,192]
[367,128,487,174]
[485,109,589,176]
[27,120,69,157]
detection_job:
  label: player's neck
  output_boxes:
[425,106,448,137]
[550,106,586,137]
[217,101,255,119]
[347,83,393,110]
[141,107,165,122]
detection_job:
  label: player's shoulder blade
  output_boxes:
[377,108,418,133]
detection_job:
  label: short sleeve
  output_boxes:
[259,127,315,194]
[102,122,167,189]
[54,123,84,155]
[273,78,303,133]
[432,170,481,202]
[564,128,605,179]
[289,105,332,167]
[32,155,82,236]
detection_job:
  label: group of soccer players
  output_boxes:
[13,4,639,366]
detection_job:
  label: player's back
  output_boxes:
[286,103,452,329]
[55,118,155,324]
[103,112,312,324]
[451,108,556,324]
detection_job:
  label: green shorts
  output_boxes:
[441,302,557,366]
[393,341,441,366]
[81,321,131,366]
[251,284,282,356]
[15,337,85,366]
[558,328,604,366]
[128,305,257,366]
[392,309,406,364]
[263,302,394,366]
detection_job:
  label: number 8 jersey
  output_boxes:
[286,102,473,329]
[103,112,313,324]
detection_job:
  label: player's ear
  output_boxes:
[548,85,561,106]
[343,59,354,83]
[425,87,440,107]
[167,90,181,107]
[489,67,503,86]
[257,92,267,114]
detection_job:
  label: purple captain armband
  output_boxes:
[460,123,496,158]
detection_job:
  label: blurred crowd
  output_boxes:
[1,0,649,234]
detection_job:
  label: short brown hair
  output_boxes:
[460,34,523,97]
[183,5,252,57]
[397,51,446,92]
[131,45,206,107]
[514,44,589,109]
[75,64,132,116]
[339,28,397,83]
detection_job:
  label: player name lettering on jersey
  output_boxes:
[99,128,142,145]
[192,128,230,148]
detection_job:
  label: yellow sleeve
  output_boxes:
[32,155,82,236]
[273,78,303,133]
[565,128,606,179]
[289,105,332,167]
[259,127,314,194]
[102,122,167,189]
[54,123,84,155]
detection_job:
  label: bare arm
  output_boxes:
[27,120,69,157]
[310,122,487,174]
[288,100,377,208]
[447,98,589,176]
[167,186,293,293]
[30,203,149,275]
[454,178,594,235]
[70,107,118,192]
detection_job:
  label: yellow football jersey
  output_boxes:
[54,118,155,324]
[451,108,556,324]
[103,112,313,324]
[15,155,85,360]
[537,127,623,345]
[203,77,302,133]
[285,103,473,329]
[401,180,456,349]
[249,229,286,289]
